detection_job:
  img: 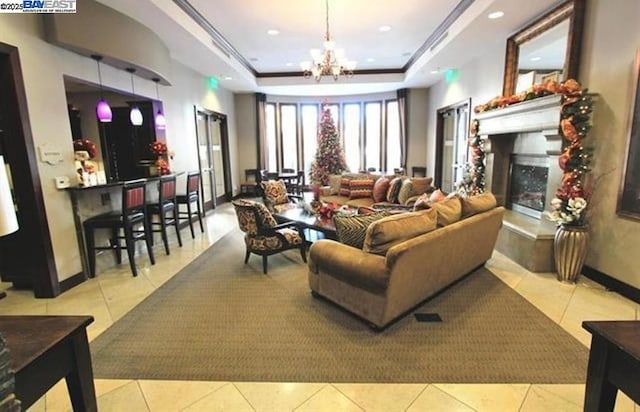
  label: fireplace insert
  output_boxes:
[508,154,549,218]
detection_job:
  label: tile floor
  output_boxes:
[1,203,638,412]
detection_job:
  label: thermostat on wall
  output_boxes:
[55,176,70,189]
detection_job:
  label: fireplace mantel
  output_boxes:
[474,94,562,136]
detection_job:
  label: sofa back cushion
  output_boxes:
[334,211,390,249]
[386,177,403,203]
[409,177,434,196]
[363,208,437,255]
[431,195,462,226]
[397,179,414,205]
[372,177,391,202]
[349,178,375,199]
[328,174,342,195]
[461,192,497,218]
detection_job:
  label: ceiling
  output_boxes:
[96,0,564,96]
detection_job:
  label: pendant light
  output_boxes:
[152,78,166,130]
[126,68,143,126]
[91,55,112,122]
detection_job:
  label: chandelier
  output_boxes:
[300,0,356,81]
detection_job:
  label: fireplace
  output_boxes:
[508,155,549,218]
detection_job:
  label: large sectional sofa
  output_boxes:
[319,173,435,209]
[308,192,504,329]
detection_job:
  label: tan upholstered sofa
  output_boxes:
[308,193,504,329]
[319,173,435,209]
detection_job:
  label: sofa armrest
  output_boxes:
[309,239,389,293]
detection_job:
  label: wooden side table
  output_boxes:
[582,320,640,412]
[0,315,96,411]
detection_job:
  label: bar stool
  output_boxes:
[176,171,204,238]
[83,179,155,277]
[146,174,182,255]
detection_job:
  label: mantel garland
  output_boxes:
[474,79,593,226]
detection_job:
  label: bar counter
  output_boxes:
[66,173,185,277]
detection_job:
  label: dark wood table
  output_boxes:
[274,207,338,241]
[582,320,640,412]
[0,315,97,411]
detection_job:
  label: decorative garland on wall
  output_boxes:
[473,79,593,225]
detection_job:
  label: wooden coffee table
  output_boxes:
[274,207,338,242]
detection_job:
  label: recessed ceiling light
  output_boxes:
[402,52,411,57]
[249,57,259,62]
[366,57,375,62]
[285,62,293,67]
[267,29,279,36]
[224,76,232,80]
[488,11,504,19]
[430,69,440,74]
[530,56,541,61]
[379,25,392,32]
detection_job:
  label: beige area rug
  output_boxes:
[91,230,588,383]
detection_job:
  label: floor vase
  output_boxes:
[554,225,589,283]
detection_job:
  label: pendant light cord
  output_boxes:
[325,0,330,41]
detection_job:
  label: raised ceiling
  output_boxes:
[96,0,563,96]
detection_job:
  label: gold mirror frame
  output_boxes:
[502,0,586,96]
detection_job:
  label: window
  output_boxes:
[262,97,404,179]
[265,103,277,171]
[301,104,318,177]
[365,102,381,171]
[343,104,361,172]
[386,100,401,171]
[280,105,297,171]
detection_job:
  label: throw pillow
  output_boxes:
[328,174,342,195]
[339,177,351,197]
[253,201,278,228]
[261,180,288,205]
[429,188,447,203]
[412,193,431,211]
[334,211,390,249]
[410,177,434,196]
[461,192,497,218]
[349,178,374,199]
[372,177,391,202]
[431,195,462,226]
[363,208,437,255]
[397,179,414,205]
[386,177,403,203]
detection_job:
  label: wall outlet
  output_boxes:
[100,193,110,205]
[55,176,70,189]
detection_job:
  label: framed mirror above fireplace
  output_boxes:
[502,0,586,96]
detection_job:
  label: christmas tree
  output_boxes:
[309,105,349,185]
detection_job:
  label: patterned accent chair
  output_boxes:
[260,179,302,215]
[232,199,307,274]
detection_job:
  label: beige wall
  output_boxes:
[234,93,258,178]
[406,88,429,173]
[579,0,640,288]
[0,13,238,282]
[425,0,640,288]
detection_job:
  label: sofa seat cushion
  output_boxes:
[431,195,462,226]
[333,212,390,249]
[461,192,497,218]
[363,208,437,255]
[321,195,350,206]
[345,197,375,208]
